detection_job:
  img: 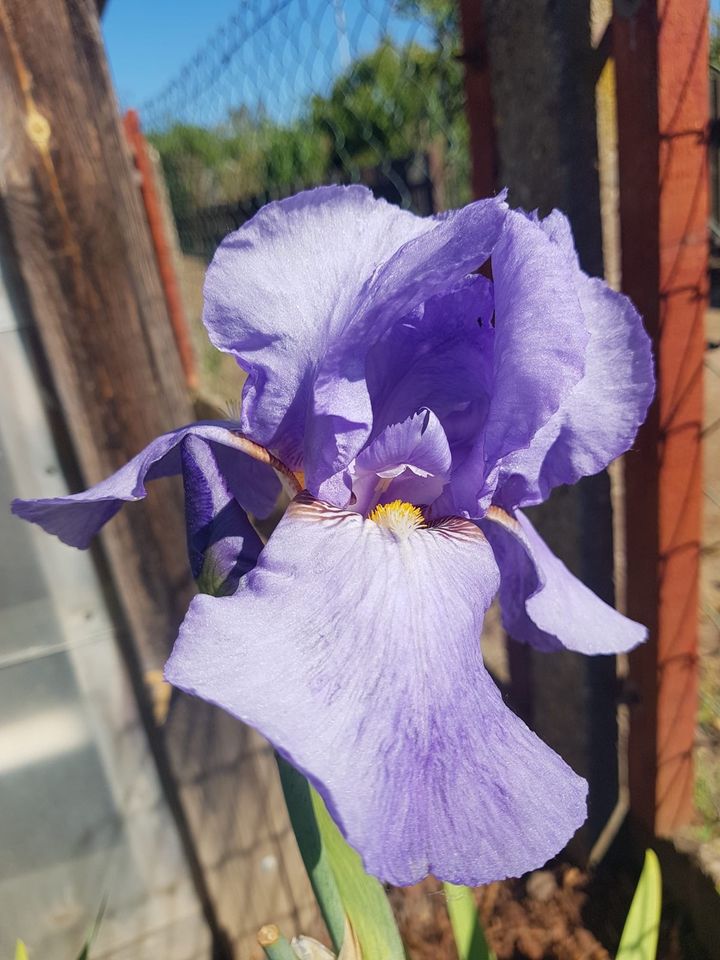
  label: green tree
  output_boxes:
[310,36,469,206]
[395,0,459,48]
[149,115,329,219]
[149,1,471,222]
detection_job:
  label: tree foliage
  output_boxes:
[149,6,470,221]
[310,38,465,176]
[149,113,329,219]
[711,14,720,70]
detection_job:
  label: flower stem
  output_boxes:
[257,924,297,960]
[276,755,346,953]
[443,883,494,960]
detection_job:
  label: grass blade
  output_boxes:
[616,849,662,960]
[74,896,107,960]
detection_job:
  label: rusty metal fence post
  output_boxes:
[614,0,708,836]
[123,109,198,393]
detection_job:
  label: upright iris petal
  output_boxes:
[449,210,592,515]
[203,185,507,501]
[350,409,452,514]
[366,277,495,450]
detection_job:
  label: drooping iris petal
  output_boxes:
[203,185,507,499]
[482,506,646,654]
[165,494,587,886]
[492,211,654,509]
[11,422,280,549]
[181,436,263,596]
[350,409,452,514]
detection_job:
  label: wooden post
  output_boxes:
[458,0,497,198]
[0,1,242,953]
[0,4,323,950]
[614,0,707,834]
[0,0,195,669]
[464,0,621,855]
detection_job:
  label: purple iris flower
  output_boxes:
[12,186,654,886]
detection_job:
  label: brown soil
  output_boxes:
[390,867,610,960]
[389,862,699,960]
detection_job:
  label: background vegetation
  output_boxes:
[148,0,470,223]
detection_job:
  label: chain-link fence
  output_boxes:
[141,0,470,262]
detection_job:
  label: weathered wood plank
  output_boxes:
[0,0,194,667]
[0,3,320,954]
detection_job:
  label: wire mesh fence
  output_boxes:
[140,0,470,261]
[696,308,720,842]
[695,71,720,846]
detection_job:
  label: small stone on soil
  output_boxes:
[526,870,558,902]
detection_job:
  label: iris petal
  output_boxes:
[203,185,506,497]
[203,186,429,470]
[165,493,587,886]
[493,210,654,509]
[309,200,505,501]
[451,210,592,514]
[483,506,646,654]
[11,422,280,549]
[366,277,495,451]
[350,409,452,514]
[485,210,590,461]
[181,436,263,595]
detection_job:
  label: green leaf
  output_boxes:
[616,849,662,960]
[14,942,29,960]
[74,897,107,960]
[257,924,299,960]
[443,883,495,960]
[276,754,404,960]
[310,789,406,960]
[277,756,346,953]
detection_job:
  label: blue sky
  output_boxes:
[105,0,716,127]
[103,0,433,126]
[103,0,247,107]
